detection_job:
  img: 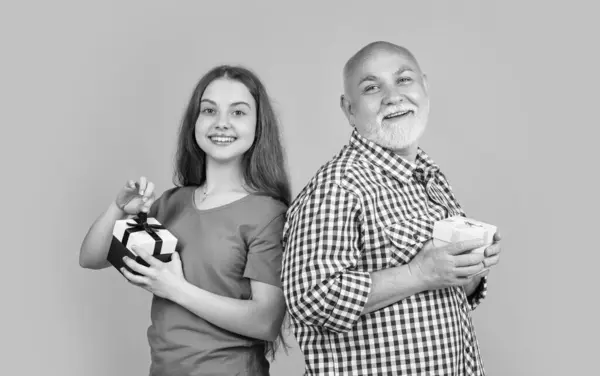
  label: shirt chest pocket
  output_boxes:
[383,216,434,267]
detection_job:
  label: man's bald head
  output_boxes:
[343,41,422,94]
[339,41,430,154]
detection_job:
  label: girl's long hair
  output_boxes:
[174,65,291,207]
[173,65,292,359]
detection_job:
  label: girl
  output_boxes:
[79,65,292,376]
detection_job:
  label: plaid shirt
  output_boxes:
[282,129,488,375]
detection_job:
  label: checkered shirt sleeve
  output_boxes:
[281,181,371,333]
[282,130,491,375]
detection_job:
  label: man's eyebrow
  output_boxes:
[395,66,415,75]
[357,66,416,86]
[357,75,378,86]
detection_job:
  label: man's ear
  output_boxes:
[422,73,429,92]
[340,94,354,127]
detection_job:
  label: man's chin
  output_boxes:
[379,139,418,151]
[372,126,425,151]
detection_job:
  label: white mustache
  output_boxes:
[379,107,416,120]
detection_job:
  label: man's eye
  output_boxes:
[364,85,379,93]
[398,77,412,84]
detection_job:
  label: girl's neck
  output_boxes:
[204,157,246,194]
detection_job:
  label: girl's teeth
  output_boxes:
[211,136,235,143]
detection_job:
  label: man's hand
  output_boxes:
[483,231,502,269]
[408,238,487,290]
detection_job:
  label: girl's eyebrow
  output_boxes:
[200,99,251,108]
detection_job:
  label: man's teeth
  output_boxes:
[384,110,411,119]
[210,136,236,143]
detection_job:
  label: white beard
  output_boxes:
[364,104,429,150]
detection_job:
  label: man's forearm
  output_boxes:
[361,264,428,315]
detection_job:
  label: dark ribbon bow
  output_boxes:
[122,212,165,255]
[463,220,483,228]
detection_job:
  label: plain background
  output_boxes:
[1,0,597,375]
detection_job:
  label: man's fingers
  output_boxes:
[483,254,500,268]
[454,252,485,267]
[484,243,501,257]
[474,268,490,278]
[455,263,486,277]
[493,231,502,243]
[121,267,149,285]
[445,239,486,255]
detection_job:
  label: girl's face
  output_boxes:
[195,78,257,164]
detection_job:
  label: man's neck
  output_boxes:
[391,143,418,163]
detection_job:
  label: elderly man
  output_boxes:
[282,41,502,375]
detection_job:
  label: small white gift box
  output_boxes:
[107,213,178,273]
[432,216,496,254]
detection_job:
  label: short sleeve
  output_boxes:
[148,195,162,218]
[147,187,181,224]
[243,213,286,288]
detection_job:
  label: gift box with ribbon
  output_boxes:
[107,212,178,274]
[432,216,496,254]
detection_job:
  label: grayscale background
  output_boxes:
[1,0,596,375]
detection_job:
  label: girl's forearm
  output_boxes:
[79,202,128,269]
[170,281,283,341]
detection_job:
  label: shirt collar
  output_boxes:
[349,128,440,184]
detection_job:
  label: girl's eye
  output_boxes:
[201,108,215,114]
[233,110,246,116]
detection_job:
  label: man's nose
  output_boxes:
[382,87,404,105]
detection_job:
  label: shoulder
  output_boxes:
[237,195,288,241]
[312,145,361,187]
[150,186,193,219]
[154,186,191,206]
[244,194,288,220]
[288,147,364,216]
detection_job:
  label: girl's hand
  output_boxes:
[121,246,185,300]
[115,176,155,215]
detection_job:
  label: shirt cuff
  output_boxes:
[323,271,372,333]
[466,275,488,311]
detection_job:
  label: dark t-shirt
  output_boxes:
[146,186,287,376]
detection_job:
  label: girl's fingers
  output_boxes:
[140,194,156,213]
[123,256,154,277]
[124,180,137,191]
[121,267,149,286]
[143,181,155,200]
[138,176,148,195]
